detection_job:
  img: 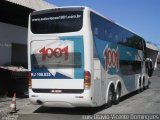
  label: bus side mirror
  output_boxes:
[145,58,154,77]
[145,58,153,69]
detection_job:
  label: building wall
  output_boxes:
[0,22,27,65]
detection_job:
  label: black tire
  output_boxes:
[142,77,146,91]
[137,80,142,93]
[113,87,121,105]
[142,83,145,91]
[146,81,151,89]
[107,87,113,107]
[143,82,146,90]
[146,85,149,89]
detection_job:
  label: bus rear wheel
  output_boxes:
[107,86,114,107]
[113,87,121,105]
[142,78,146,90]
[137,79,142,93]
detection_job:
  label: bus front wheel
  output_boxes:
[137,79,142,93]
[146,80,151,89]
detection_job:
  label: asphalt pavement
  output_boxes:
[0,70,160,120]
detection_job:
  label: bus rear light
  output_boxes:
[28,71,32,89]
[84,71,91,89]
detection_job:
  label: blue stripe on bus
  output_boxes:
[31,69,71,79]
[93,36,138,91]
[121,75,136,92]
[93,36,139,75]
[59,36,84,79]
[94,36,138,61]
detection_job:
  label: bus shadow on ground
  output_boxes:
[34,106,105,115]
[34,90,143,115]
[120,91,138,102]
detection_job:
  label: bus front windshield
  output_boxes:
[31,11,83,34]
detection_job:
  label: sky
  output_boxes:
[45,0,160,45]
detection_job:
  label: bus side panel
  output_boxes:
[90,11,145,104]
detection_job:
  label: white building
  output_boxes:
[0,0,56,68]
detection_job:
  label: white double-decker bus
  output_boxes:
[28,7,152,107]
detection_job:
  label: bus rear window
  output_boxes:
[31,11,83,34]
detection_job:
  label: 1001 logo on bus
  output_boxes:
[39,46,68,61]
[103,46,119,72]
